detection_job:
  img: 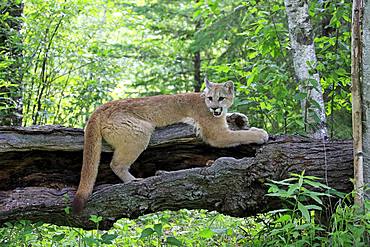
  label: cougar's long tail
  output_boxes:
[72,114,102,214]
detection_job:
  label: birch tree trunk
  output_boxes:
[284,0,328,139]
[362,0,370,201]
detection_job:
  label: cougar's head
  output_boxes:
[201,78,234,118]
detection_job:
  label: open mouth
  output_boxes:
[211,107,223,117]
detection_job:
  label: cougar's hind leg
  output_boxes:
[105,119,154,183]
[110,143,147,182]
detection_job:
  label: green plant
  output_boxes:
[253,171,333,245]
[329,191,370,246]
[139,219,182,246]
[243,172,369,246]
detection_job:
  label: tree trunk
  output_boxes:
[351,0,364,207]
[284,0,328,139]
[0,1,23,126]
[194,51,201,92]
[193,0,202,92]
[0,114,353,230]
[362,0,370,201]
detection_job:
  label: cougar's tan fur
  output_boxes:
[72,79,268,213]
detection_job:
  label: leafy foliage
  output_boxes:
[0,210,254,246]
[259,171,340,245]
[0,0,363,245]
[0,0,353,137]
[241,172,369,246]
[0,0,23,125]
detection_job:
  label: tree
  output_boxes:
[284,0,328,139]
[351,0,364,207]
[193,0,202,92]
[363,0,370,201]
[0,0,23,126]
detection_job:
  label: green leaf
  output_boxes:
[267,183,280,193]
[265,192,289,198]
[101,233,118,244]
[297,201,310,222]
[140,227,154,238]
[336,68,347,76]
[267,178,295,186]
[154,223,163,236]
[298,174,304,187]
[294,92,308,101]
[199,228,214,239]
[304,192,323,205]
[326,188,346,198]
[275,214,291,223]
[166,236,182,246]
[89,215,102,224]
[52,233,65,242]
[342,14,351,23]
[307,78,319,88]
[305,204,322,211]
[64,206,71,214]
[287,184,300,195]
[260,101,272,110]
[268,208,291,214]
[304,179,331,189]
[83,237,100,246]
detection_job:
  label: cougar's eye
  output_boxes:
[218,97,225,101]
[208,97,213,101]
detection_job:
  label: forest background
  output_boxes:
[1,0,352,138]
[2,0,368,246]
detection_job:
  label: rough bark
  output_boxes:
[362,0,370,201]
[284,0,328,139]
[0,115,353,230]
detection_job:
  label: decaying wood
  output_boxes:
[0,114,353,229]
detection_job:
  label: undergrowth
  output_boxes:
[0,172,369,246]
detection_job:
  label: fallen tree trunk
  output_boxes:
[0,116,353,229]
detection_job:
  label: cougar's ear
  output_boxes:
[204,78,212,89]
[224,80,234,94]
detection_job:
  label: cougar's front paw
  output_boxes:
[250,127,269,144]
[226,112,249,130]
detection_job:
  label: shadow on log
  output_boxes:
[0,114,353,229]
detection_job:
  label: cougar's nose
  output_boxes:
[211,107,218,111]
